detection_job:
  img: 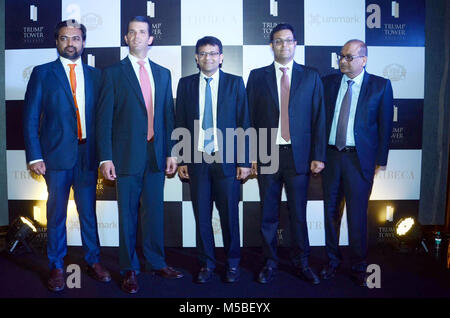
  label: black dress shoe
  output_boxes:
[257,266,275,284]
[48,268,65,292]
[351,272,368,287]
[225,267,240,283]
[152,266,184,279]
[320,264,339,280]
[297,267,320,285]
[121,271,139,294]
[197,267,213,283]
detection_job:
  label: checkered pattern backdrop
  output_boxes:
[5,0,424,247]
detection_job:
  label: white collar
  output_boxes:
[59,56,82,68]
[343,69,365,86]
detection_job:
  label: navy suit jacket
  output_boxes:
[96,56,175,175]
[23,59,101,170]
[175,70,251,177]
[322,71,393,178]
[246,62,326,174]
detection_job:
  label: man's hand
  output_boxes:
[166,157,178,176]
[236,167,251,180]
[375,165,386,175]
[251,162,258,176]
[178,165,189,180]
[100,161,116,180]
[310,160,325,174]
[30,161,46,176]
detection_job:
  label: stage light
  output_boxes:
[6,216,38,254]
[394,217,425,253]
[395,217,415,236]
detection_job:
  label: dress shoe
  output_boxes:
[197,267,213,283]
[152,266,184,279]
[257,266,275,284]
[48,268,65,292]
[225,267,240,283]
[121,271,139,294]
[320,264,339,280]
[87,263,111,282]
[296,266,320,285]
[351,272,368,287]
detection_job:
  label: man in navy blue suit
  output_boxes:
[23,20,111,292]
[175,36,251,283]
[96,16,183,294]
[247,23,326,285]
[320,39,393,286]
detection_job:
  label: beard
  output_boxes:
[59,46,83,60]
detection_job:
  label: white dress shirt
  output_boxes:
[198,70,220,152]
[328,69,365,147]
[274,60,293,145]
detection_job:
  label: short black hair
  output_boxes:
[269,23,296,43]
[128,16,152,35]
[54,19,87,41]
[195,36,223,54]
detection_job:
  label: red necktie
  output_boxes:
[68,64,82,141]
[280,67,290,142]
[137,60,154,141]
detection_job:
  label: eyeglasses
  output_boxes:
[197,51,221,58]
[337,54,365,62]
[272,38,295,46]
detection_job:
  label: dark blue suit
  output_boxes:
[96,57,175,274]
[175,70,250,269]
[247,62,326,269]
[321,71,393,271]
[23,59,101,270]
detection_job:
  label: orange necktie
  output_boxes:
[68,64,83,141]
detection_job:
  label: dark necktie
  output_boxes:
[280,67,290,142]
[202,77,214,153]
[335,80,354,150]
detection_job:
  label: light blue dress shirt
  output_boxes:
[328,69,365,146]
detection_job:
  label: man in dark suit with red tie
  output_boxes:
[320,39,393,286]
[23,20,111,292]
[246,23,326,285]
[175,36,251,284]
[96,16,183,294]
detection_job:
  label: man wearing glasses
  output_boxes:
[175,36,251,284]
[247,23,326,285]
[320,39,393,286]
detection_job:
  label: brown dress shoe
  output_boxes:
[121,271,138,294]
[87,263,112,282]
[152,266,184,279]
[48,268,65,292]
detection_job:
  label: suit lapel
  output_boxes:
[149,59,160,116]
[82,64,93,124]
[217,70,225,121]
[264,64,279,114]
[289,62,304,104]
[190,73,200,120]
[354,71,370,122]
[52,59,74,106]
[121,57,146,108]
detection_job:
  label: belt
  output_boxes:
[78,138,87,144]
[328,145,356,152]
[278,144,292,150]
